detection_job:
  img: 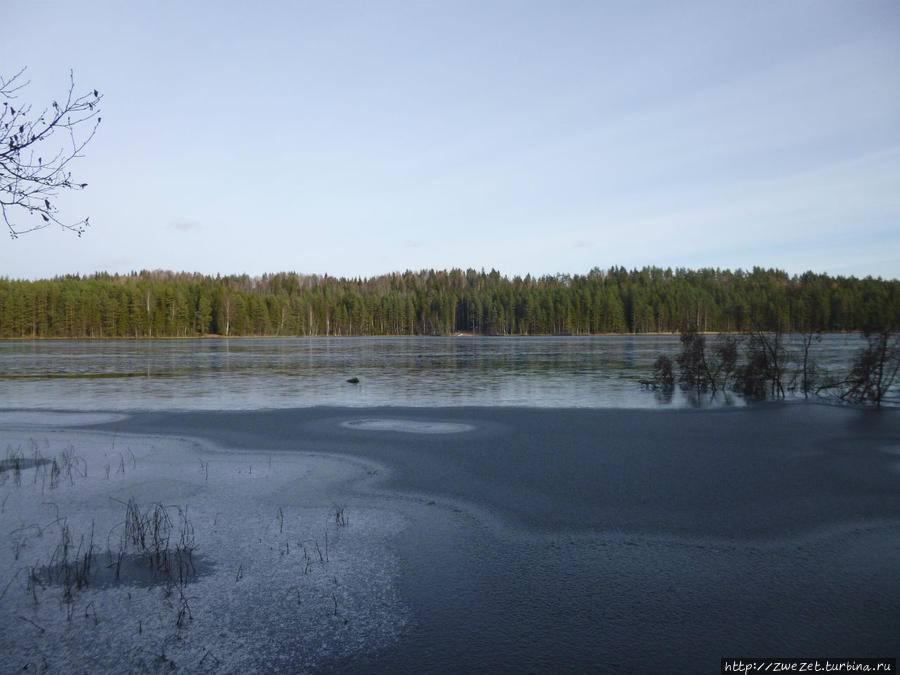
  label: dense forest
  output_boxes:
[0,267,897,338]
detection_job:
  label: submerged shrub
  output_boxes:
[652,355,675,393]
[676,327,711,395]
[841,331,900,407]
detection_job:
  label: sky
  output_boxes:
[2,0,899,281]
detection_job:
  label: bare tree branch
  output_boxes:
[0,68,102,238]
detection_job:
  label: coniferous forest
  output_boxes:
[0,267,897,339]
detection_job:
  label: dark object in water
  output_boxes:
[346,377,360,384]
[0,457,51,472]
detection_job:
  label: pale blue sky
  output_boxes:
[3,1,899,280]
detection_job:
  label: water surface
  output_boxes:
[0,334,870,410]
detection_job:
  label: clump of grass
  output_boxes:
[300,544,312,575]
[41,521,95,620]
[175,588,194,628]
[59,446,87,485]
[26,566,43,604]
[17,615,46,634]
[1,445,88,491]
[10,523,43,561]
[26,499,199,625]
[30,442,43,486]
[114,497,196,583]
[4,446,24,486]
[49,458,61,489]
[84,600,99,626]
[333,505,347,527]
[2,568,24,603]
[198,648,220,670]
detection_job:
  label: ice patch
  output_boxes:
[0,427,410,673]
[341,418,475,434]
[0,411,128,427]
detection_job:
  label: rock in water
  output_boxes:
[346,377,360,384]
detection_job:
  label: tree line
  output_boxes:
[0,266,897,339]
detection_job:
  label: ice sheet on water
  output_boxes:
[0,411,128,427]
[0,427,410,672]
[341,418,475,434]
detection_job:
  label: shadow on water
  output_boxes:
[34,550,214,590]
[664,389,741,408]
[0,457,52,472]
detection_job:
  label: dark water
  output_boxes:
[103,405,900,673]
[0,334,876,410]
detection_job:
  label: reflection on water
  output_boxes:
[0,334,875,411]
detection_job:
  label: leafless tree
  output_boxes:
[0,68,101,238]
[676,325,712,396]
[793,330,821,399]
[841,331,900,408]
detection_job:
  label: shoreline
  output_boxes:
[0,330,871,341]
